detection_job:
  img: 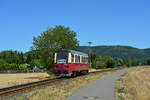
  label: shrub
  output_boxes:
[92,57,107,69]
[9,64,20,70]
[19,64,28,70]
[30,59,43,69]
[0,59,8,70]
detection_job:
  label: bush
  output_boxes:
[106,57,116,68]
[0,59,7,70]
[5,64,19,70]
[147,59,150,65]
[0,59,21,70]
[19,64,28,70]
[91,57,125,69]
[30,59,43,69]
[92,57,107,69]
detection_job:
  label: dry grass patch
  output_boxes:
[89,68,112,72]
[116,66,150,100]
[8,70,118,100]
[0,73,51,88]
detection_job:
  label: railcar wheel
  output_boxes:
[80,70,88,75]
[71,72,77,77]
[85,70,89,74]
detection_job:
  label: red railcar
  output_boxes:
[54,50,89,77]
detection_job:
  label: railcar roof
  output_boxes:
[56,49,88,56]
[70,50,88,56]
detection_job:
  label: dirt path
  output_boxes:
[66,68,133,100]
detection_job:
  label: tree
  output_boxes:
[90,53,97,68]
[125,58,132,67]
[30,59,43,69]
[93,57,107,69]
[0,59,8,70]
[114,58,124,67]
[147,58,150,65]
[26,50,40,64]
[18,52,25,64]
[32,25,79,69]
[0,50,25,64]
[106,57,116,68]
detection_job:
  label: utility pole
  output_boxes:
[88,41,92,68]
[88,42,92,47]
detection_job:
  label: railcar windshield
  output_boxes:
[56,52,68,64]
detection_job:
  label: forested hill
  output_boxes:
[78,46,150,59]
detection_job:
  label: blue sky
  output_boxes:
[0,0,150,52]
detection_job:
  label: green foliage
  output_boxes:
[106,57,116,68]
[0,50,29,70]
[91,56,140,69]
[92,57,118,69]
[0,59,22,70]
[25,50,40,64]
[19,64,28,70]
[0,59,8,70]
[117,87,125,93]
[0,50,25,64]
[92,57,106,68]
[8,64,19,70]
[89,53,97,63]
[114,58,124,66]
[147,58,150,65]
[30,59,43,69]
[32,25,79,69]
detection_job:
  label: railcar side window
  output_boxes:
[71,54,74,63]
[81,56,84,63]
[75,55,78,63]
[78,56,80,63]
[86,57,88,63]
[56,52,68,64]
[82,57,84,63]
[82,56,85,63]
[74,55,88,63]
[81,56,88,63]
[75,55,80,63]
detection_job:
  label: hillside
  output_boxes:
[78,45,150,59]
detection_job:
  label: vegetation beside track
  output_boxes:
[4,69,120,100]
[116,66,150,100]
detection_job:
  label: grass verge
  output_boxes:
[116,66,150,100]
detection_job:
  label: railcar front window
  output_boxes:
[56,53,68,64]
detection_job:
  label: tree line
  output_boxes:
[89,53,150,69]
[0,25,150,71]
[0,51,27,70]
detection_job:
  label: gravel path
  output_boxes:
[66,68,133,100]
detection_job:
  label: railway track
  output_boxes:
[0,68,119,98]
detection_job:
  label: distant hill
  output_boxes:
[78,45,150,59]
[143,48,150,58]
